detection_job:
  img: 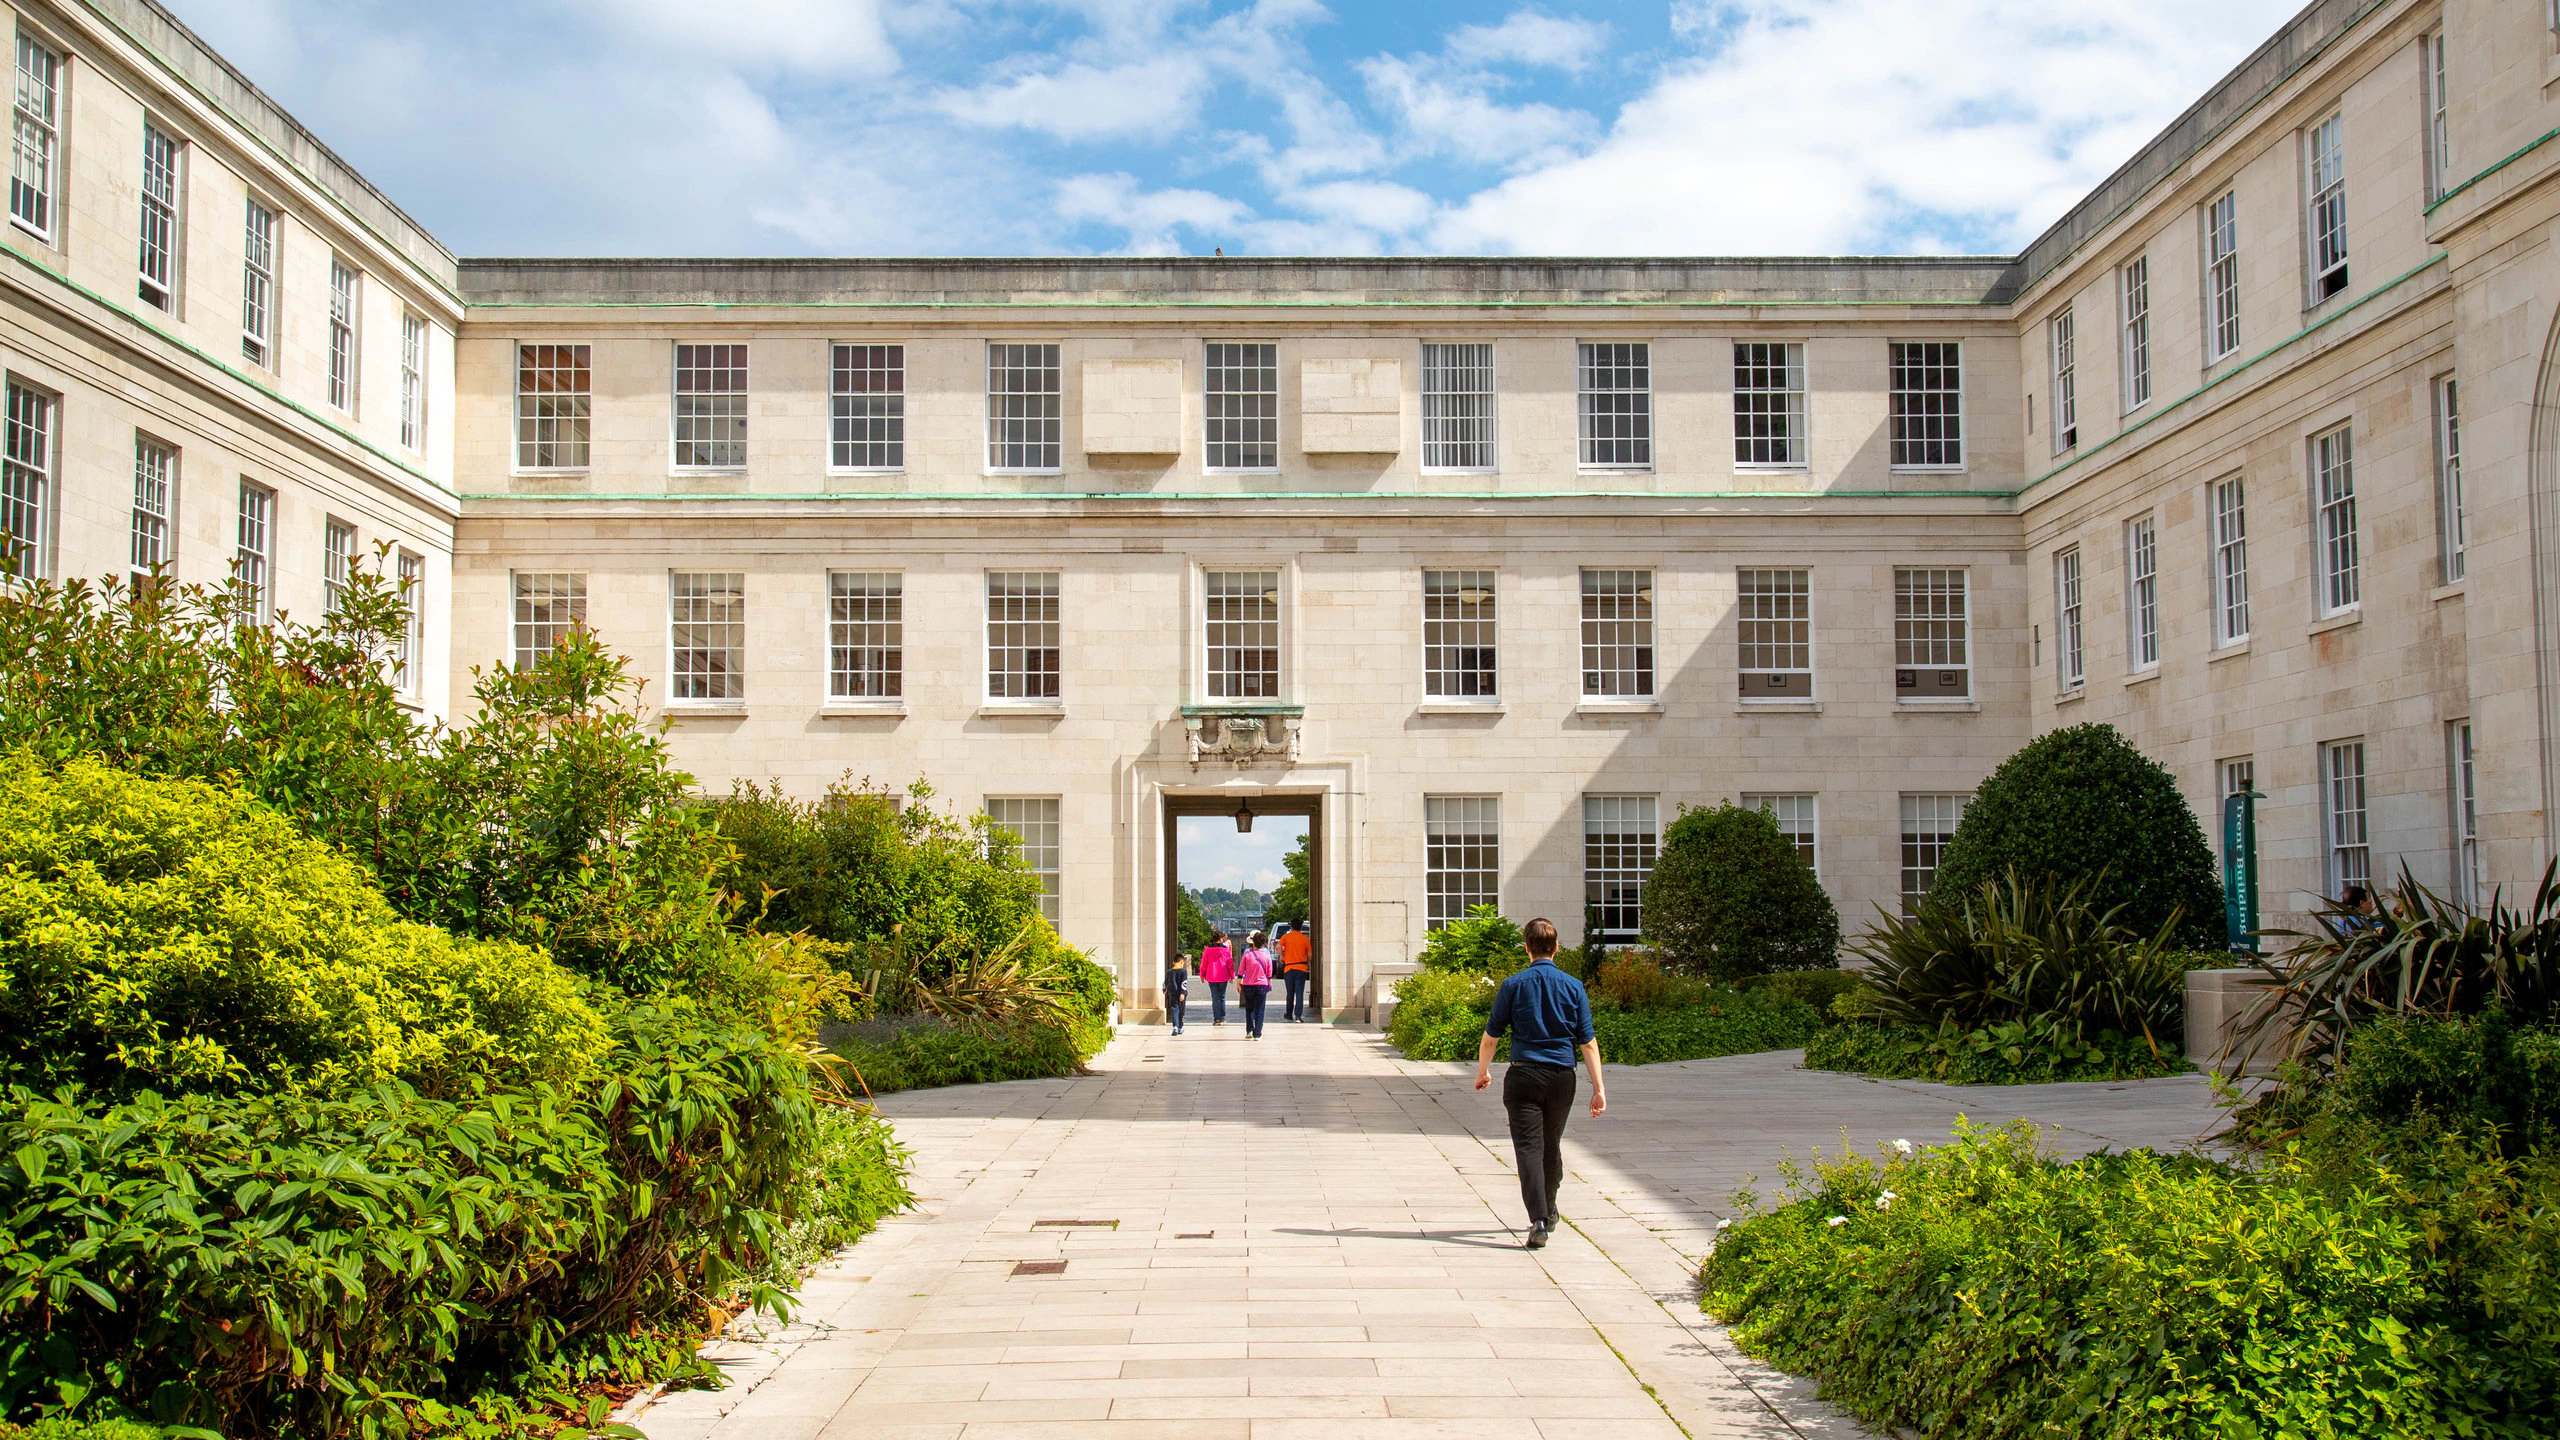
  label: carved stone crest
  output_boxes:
[1184,710,1301,765]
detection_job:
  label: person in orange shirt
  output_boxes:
[1276,922,1313,1023]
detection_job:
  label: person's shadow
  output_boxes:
[1273,1225,1524,1251]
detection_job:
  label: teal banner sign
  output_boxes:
[2222,790,2261,953]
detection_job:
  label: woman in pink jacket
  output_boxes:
[1198,932,1235,1026]
[1236,931,1275,1039]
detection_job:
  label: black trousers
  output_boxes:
[1240,984,1270,1036]
[1502,1061,1576,1227]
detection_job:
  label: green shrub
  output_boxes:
[830,1015,1085,1095]
[1385,968,1498,1055]
[0,753,607,1097]
[1930,722,2223,946]
[1740,969,1862,1011]
[1594,953,1673,1010]
[1418,906,1523,972]
[2235,1012,2560,1160]
[0,1419,172,1440]
[1387,968,1824,1065]
[1803,1017,2187,1084]
[761,1104,915,1282]
[1643,804,1840,982]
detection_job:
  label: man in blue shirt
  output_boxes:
[1475,917,1606,1249]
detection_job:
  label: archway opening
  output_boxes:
[1162,794,1323,1020]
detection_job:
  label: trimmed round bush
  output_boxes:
[0,751,607,1095]
[1930,722,2224,946]
[1642,803,1840,982]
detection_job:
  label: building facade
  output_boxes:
[10,0,2560,1019]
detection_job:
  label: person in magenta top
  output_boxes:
[1199,933,1234,1026]
[1236,931,1275,1039]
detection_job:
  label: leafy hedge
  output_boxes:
[1643,803,1840,981]
[1803,1018,2187,1084]
[832,1016,1090,1095]
[1385,964,1826,1065]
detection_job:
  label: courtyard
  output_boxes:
[634,1023,2226,1440]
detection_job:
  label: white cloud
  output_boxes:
[1286,179,1434,234]
[1359,54,1594,171]
[934,55,1212,140]
[1055,173,1248,251]
[554,0,898,75]
[1445,10,1607,73]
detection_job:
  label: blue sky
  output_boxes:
[178,0,2299,259]
[1176,813,1306,895]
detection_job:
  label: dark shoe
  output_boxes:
[1524,1222,1550,1250]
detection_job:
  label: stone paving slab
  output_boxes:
[633,1023,2225,1440]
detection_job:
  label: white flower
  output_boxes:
[1893,1139,1914,1156]
[1715,1218,1733,1230]
[1825,1216,1847,1227]
[1876,1192,1897,1210]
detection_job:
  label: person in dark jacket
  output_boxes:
[1164,951,1190,1035]
[1475,917,1606,1249]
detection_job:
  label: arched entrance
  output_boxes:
[1161,791,1325,1017]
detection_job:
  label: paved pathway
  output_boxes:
[635,1021,2229,1440]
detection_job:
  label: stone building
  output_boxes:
[12,0,2560,1019]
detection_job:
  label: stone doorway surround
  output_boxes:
[1162,789,1324,1021]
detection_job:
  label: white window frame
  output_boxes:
[1421,341,1496,472]
[2424,32,2452,204]
[668,570,746,705]
[2211,474,2250,645]
[130,434,175,580]
[323,515,356,617]
[827,570,903,701]
[985,796,1063,924]
[1736,567,1813,699]
[2205,190,2241,362]
[1733,341,1808,469]
[830,343,905,472]
[1582,794,1658,941]
[671,343,748,471]
[2306,113,2349,304]
[2120,256,2151,412]
[2125,515,2159,672]
[1576,341,1652,470]
[1893,567,1970,698]
[1579,567,1655,699]
[399,313,426,452]
[326,258,360,413]
[138,122,180,310]
[515,343,591,471]
[1898,793,1969,913]
[985,570,1061,702]
[1742,792,1819,876]
[1422,568,1499,701]
[1887,341,1964,470]
[2048,310,2078,454]
[2312,425,2359,617]
[2449,721,2479,906]
[395,549,424,696]
[1203,341,1279,472]
[234,479,273,622]
[1203,567,1282,700]
[240,197,275,369]
[986,342,1062,473]
[2054,546,2085,692]
[2322,739,2369,897]
[0,376,50,583]
[510,572,585,668]
[10,31,57,243]
[2434,375,2465,584]
[1424,794,1501,930]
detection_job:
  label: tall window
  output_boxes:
[1743,793,1819,874]
[1733,342,1807,467]
[234,481,272,621]
[2307,114,2349,302]
[1421,342,1495,470]
[10,34,56,239]
[2120,257,2151,411]
[830,343,904,469]
[2048,310,2077,452]
[138,124,179,309]
[2212,475,2250,643]
[2206,190,2240,361]
[510,572,585,667]
[1888,342,1962,468]
[399,314,426,451]
[985,571,1061,700]
[323,516,356,616]
[1204,569,1280,699]
[987,342,1061,471]
[2126,516,2159,671]
[2450,722,2480,906]
[828,572,903,699]
[1577,342,1651,468]
[1737,568,1812,698]
[395,550,423,695]
[1899,794,1968,913]
[240,199,274,368]
[0,379,47,582]
[2435,376,2465,583]
[669,572,745,703]
[2313,426,2358,615]
[1424,795,1500,929]
[2322,739,2369,896]
[1423,569,1497,699]
[1204,342,1279,470]
[985,797,1062,923]
[1583,795,1658,940]
[2054,547,2085,691]
[515,344,590,469]
[1580,568,1654,698]
[130,436,174,578]
[327,260,359,412]
[2425,33,2452,202]
[672,344,747,469]
[1894,568,1969,697]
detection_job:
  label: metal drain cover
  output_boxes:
[1012,1260,1067,1276]
[1033,1219,1118,1228]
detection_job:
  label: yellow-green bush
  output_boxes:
[0,752,606,1095]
